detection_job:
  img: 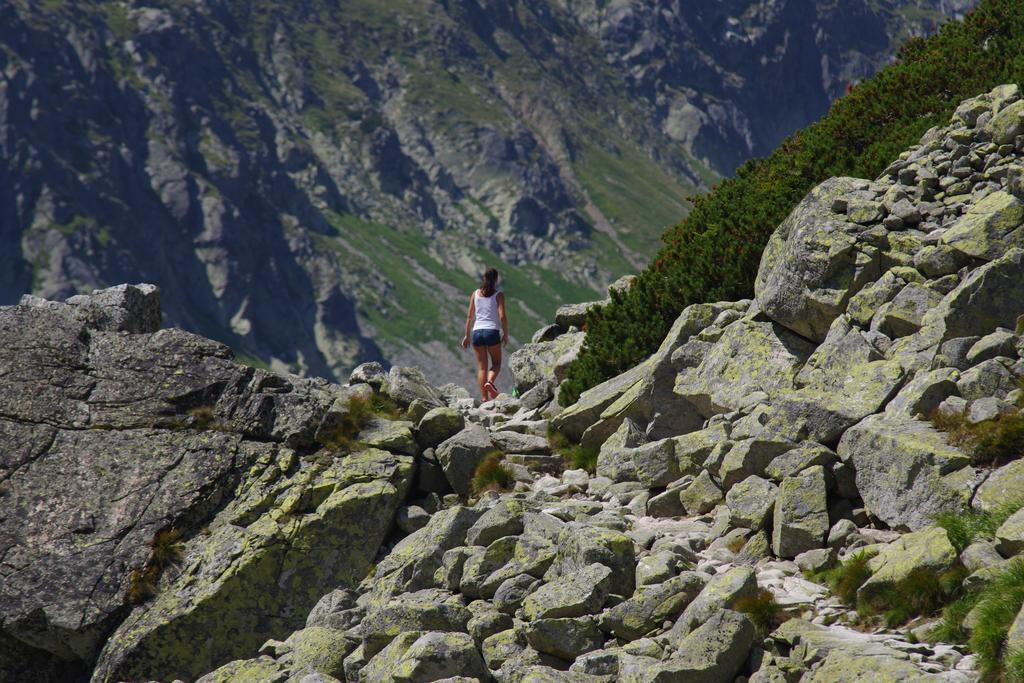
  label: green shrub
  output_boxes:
[126,527,185,605]
[859,566,967,628]
[471,452,515,496]
[1005,649,1024,683]
[560,0,1024,405]
[936,497,1024,552]
[813,552,964,627]
[734,588,787,637]
[815,552,873,606]
[548,426,599,474]
[968,559,1024,680]
[930,592,981,644]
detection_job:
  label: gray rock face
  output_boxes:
[435,425,496,497]
[772,466,830,558]
[755,177,883,342]
[0,287,417,682]
[837,414,969,530]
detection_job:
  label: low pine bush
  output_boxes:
[560,0,1024,405]
[317,392,403,452]
[815,552,873,606]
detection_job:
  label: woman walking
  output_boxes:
[462,267,509,401]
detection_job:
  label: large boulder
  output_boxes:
[837,414,970,530]
[523,564,613,621]
[755,177,882,342]
[600,572,706,641]
[644,610,755,683]
[674,318,815,418]
[941,190,1024,261]
[858,527,958,601]
[510,332,586,394]
[0,287,394,681]
[772,466,830,558]
[552,302,731,444]
[92,449,413,682]
[671,567,758,636]
[435,425,496,497]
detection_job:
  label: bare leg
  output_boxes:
[486,344,502,395]
[473,345,489,400]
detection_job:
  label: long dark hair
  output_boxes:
[480,268,499,297]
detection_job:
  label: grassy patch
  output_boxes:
[548,426,599,474]
[316,392,402,453]
[126,527,185,605]
[935,497,1024,552]
[471,452,515,496]
[735,588,788,637]
[814,551,873,605]
[966,559,1024,680]
[931,407,1024,467]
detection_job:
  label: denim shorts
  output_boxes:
[472,329,501,347]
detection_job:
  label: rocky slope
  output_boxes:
[7,84,1024,682]
[0,0,971,389]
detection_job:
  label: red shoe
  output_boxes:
[484,381,499,401]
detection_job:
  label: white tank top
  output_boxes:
[473,290,500,331]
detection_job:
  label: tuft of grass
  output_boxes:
[317,392,402,453]
[935,497,1024,552]
[125,527,185,605]
[968,559,1024,680]
[930,408,1024,467]
[548,426,599,474]
[734,588,788,637]
[471,452,515,496]
[126,567,157,605]
[815,552,873,606]
[860,566,967,628]
[188,405,216,429]
[150,527,184,571]
[930,592,981,645]
[1004,648,1024,683]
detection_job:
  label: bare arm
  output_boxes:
[497,292,509,347]
[462,293,475,349]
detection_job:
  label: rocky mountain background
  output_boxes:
[5,85,1024,682]
[0,0,972,388]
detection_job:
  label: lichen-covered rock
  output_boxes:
[525,617,604,660]
[361,589,471,657]
[363,630,487,682]
[93,449,414,682]
[772,465,830,558]
[680,470,724,515]
[416,407,466,449]
[646,609,755,683]
[674,318,816,417]
[194,656,286,683]
[466,499,529,547]
[837,414,969,530]
[859,527,957,600]
[510,332,586,394]
[0,286,408,681]
[719,438,795,489]
[942,191,1024,261]
[600,572,706,641]
[671,567,757,636]
[997,509,1024,557]
[755,177,882,342]
[523,563,612,620]
[726,476,779,530]
[435,424,496,496]
[362,506,483,601]
[975,459,1024,513]
[276,626,356,679]
[360,417,419,456]
[764,442,837,481]
[385,366,445,409]
[546,524,636,597]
